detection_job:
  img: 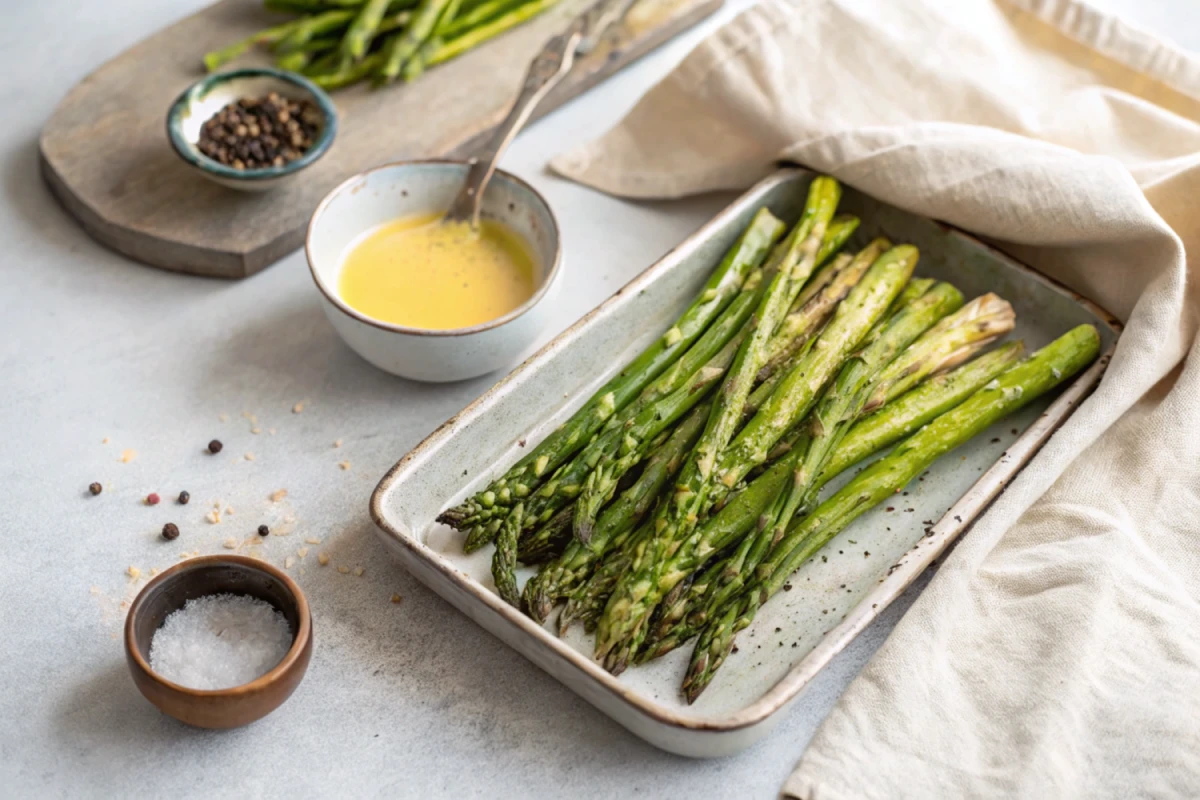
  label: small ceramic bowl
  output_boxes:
[166,67,338,192]
[124,555,313,729]
[306,159,562,382]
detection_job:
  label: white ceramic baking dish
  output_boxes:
[370,168,1119,757]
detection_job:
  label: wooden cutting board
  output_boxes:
[39,0,722,278]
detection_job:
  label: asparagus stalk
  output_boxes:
[340,0,394,65]
[377,0,453,82]
[399,0,460,80]
[595,244,915,673]
[759,238,890,381]
[440,0,526,36]
[742,240,888,421]
[682,324,1101,702]
[522,404,709,621]
[569,212,857,544]
[440,210,785,534]
[273,9,358,54]
[594,179,847,669]
[861,292,1016,413]
[427,0,560,66]
[820,340,1025,481]
[203,18,311,72]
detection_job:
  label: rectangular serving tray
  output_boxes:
[370,168,1119,757]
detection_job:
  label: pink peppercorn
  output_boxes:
[146,493,161,506]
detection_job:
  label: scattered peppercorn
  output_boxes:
[146,493,161,506]
[88,482,103,496]
[197,93,322,171]
[161,523,180,541]
[208,439,223,454]
[178,490,190,505]
[258,524,270,537]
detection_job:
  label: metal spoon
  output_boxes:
[444,0,638,228]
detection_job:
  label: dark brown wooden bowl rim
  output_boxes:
[124,554,312,698]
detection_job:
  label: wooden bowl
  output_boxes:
[124,555,313,729]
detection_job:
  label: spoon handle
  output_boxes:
[444,27,583,227]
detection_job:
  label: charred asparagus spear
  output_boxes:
[682,324,1101,702]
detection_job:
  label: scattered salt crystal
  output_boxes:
[149,594,292,690]
[984,380,1000,391]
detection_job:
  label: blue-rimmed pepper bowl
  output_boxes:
[166,67,338,192]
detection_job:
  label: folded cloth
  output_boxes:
[553,0,1200,795]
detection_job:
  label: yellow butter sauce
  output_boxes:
[337,212,537,330]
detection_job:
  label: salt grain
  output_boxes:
[148,594,292,690]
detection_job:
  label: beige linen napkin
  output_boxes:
[554,0,1200,795]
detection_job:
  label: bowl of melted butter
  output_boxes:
[307,160,561,382]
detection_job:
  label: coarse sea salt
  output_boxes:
[149,594,292,690]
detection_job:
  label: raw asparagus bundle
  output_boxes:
[681,324,1101,701]
[202,0,564,90]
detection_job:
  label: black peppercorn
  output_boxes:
[88,482,103,496]
[162,523,180,541]
[178,490,190,505]
[258,524,270,537]
[196,93,320,171]
[208,439,223,454]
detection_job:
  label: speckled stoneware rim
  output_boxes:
[166,67,338,182]
[305,158,563,338]
[124,555,312,698]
